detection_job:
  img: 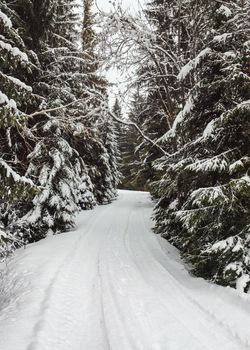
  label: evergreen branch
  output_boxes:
[28,100,83,118]
[108,108,169,156]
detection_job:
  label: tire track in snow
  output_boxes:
[142,207,250,349]
[125,200,250,350]
[2,190,250,350]
[117,203,215,349]
[99,209,148,350]
[26,206,111,350]
[99,197,210,350]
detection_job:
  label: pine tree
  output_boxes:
[0,1,39,252]
[2,0,99,241]
[101,111,120,198]
[112,98,128,188]
[154,0,250,291]
[123,91,153,190]
[0,0,120,249]
[121,0,207,189]
[80,0,120,204]
[18,134,80,241]
[89,108,120,204]
[0,2,39,198]
[13,0,82,240]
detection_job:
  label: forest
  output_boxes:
[1,0,250,295]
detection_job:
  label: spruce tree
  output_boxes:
[0,0,120,248]
[80,0,120,204]
[123,0,208,189]
[124,91,153,190]
[0,1,38,199]
[3,0,99,241]
[154,0,250,291]
[0,1,39,252]
[101,111,120,198]
[13,0,83,240]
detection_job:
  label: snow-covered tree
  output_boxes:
[8,0,84,240]
[80,1,120,204]
[0,0,120,251]
[121,91,154,190]
[154,0,250,291]
[17,131,79,241]
[100,111,120,198]
[0,1,41,253]
[0,2,39,199]
[99,0,210,190]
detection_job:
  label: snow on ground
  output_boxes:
[1,190,250,350]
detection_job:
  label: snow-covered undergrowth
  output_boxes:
[0,190,250,350]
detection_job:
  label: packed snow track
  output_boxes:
[1,190,250,350]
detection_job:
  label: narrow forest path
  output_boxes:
[1,190,250,350]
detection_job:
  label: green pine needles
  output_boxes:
[153,0,250,292]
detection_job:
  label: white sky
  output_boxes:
[95,0,144,13]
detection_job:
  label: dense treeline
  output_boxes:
[148,0,250,292]
[0,0,119,255]
[1,0,250,292]
[151,0,250,292]
[108,0,250,291]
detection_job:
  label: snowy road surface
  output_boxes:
[1,190,250,350]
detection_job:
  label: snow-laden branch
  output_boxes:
[0,158,36,187]
[107,109,168,156]
[28,100,81,118]
[27,94,168,156]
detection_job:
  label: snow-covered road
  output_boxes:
[1,190,250,350]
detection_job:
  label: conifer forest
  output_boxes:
[1,0,250,349]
